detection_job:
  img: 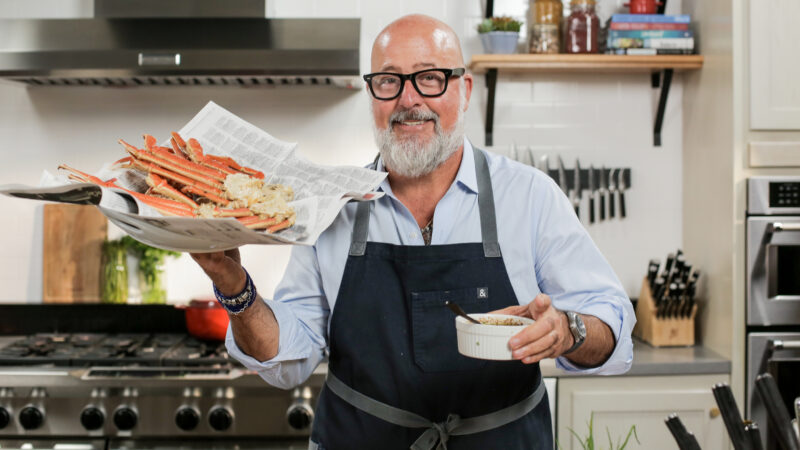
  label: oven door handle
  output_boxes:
[771,340,800,350]
[769,222,800,232]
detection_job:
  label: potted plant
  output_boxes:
[478,16,523,54]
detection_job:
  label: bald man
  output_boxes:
[192,14,634,450]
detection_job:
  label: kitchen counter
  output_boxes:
[540,338,731,377]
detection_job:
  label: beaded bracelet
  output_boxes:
[213,268,257,315]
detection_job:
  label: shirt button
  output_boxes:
[409,232,418,239]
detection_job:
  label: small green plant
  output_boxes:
[120,236,180,304]
[477,16,523,33]
[558,413,640,450]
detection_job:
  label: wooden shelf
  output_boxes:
[469,54,704,73]
[469,54,704,147]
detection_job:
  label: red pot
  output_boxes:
[626,0,663,14]
[177,299,229,341]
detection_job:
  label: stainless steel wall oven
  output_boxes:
[746,177,800,450]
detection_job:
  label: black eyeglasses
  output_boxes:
[363,68,466,101]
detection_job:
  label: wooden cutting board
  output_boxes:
[43,204,108,303]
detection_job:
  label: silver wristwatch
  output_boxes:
[564,311,586,354]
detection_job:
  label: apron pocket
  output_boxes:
[410,287,489,372]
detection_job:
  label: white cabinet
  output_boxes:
[557,374,730,450]
[749,0,800,129]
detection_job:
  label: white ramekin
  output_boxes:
[455,313,535,360]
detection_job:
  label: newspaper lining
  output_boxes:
[0,101,386,252]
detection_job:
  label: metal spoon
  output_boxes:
[445,300,481,324]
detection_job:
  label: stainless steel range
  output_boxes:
[0,332,322,449]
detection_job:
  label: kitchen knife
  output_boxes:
[619,168,628,218]
[755,373,800,450]
[599,166,607,221]
[648,259,660,289]
[609,168,618,219]
[557,156,569,195]
[684,271,700,317]
[712,383,750,450]
[589,165,597,224]
[665,414,703,450]
[664,253,676,284]
[745,422,765,450]
[653,277,666,317]
[573,158,582,218]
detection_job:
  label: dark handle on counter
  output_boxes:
[589,196,595,223]
[745,423,764,450]
[712,383,750,450]
[755,373,800,450]
[620,191,627,218]
[665,414,702,450]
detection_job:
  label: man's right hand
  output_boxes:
[190,249,247,296]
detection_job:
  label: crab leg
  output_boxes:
[120,140,226,188]
[237,215,279,229]
[187,138,265,180]
[212,207,252,218]
[58,164,195,217]
[145,173,199,209]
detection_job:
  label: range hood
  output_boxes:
[0,1,361,88]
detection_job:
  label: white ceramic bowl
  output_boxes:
[455,313,534,360]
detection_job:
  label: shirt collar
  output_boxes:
[375,136,479,197]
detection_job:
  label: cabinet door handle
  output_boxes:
[709,407,720,418]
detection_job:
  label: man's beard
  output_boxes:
[372,92,466,178]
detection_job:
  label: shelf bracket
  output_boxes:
[652,68,673,147]
[484,68,498,147]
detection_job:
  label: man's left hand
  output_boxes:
[491,294,574,364]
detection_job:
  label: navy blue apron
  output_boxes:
[310,149,551,449]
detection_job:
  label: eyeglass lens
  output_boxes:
[371,70,449,99]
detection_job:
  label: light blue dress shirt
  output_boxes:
[226,139,635,389]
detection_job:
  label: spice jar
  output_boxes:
[530,0,562,54]
[565,0,600,54]
[532,0,562,25]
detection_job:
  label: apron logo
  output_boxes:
[477,287,488,299]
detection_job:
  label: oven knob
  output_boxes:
[208,406,233,431]
[175,406,200,431]
[0,406,9,429]
[80,406,105,431]
[286,404,314,430]
[113,406,138,431]
[19,405,44,430]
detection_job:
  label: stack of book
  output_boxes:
[605,13,694,55]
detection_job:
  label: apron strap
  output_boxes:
[324,371,546,450]
[350,148,501,258]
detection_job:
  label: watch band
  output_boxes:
[564,311,586,355]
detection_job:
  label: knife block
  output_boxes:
[633,277,697,347]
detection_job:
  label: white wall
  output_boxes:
[0,0,684,304]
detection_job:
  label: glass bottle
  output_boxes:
[565,0,600,54]
[101,240,128,304]
[530,0,562,54]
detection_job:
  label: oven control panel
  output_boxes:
[749,176,800,215]
[769,182,800,207]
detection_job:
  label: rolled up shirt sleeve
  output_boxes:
[224,245,330,390]
[531,174,636,375]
